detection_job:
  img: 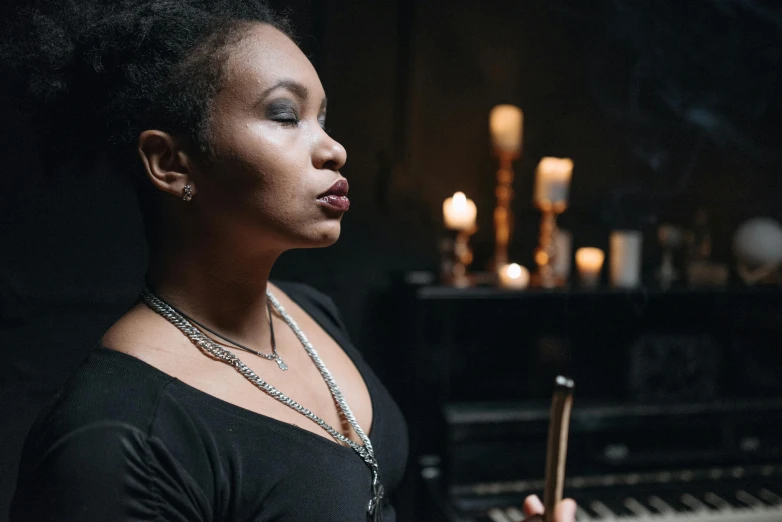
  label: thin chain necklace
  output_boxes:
[140,286,385,521]
[155,294,288,371]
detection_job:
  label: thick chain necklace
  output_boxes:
[140,287,384,521]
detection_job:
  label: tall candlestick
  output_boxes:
[489,104,524,272]
[534,157,573,207]
[532,158,573,288]
[443,192,477,231]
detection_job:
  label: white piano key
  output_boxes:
[504,506,525,522]
[623,497,652,516]
[648,495,676,514]
[487,508,513,522]
[681,493,710,512]
[589,500,616,519]
[736,490,766,508]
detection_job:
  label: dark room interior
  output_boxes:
[2,1,782,520]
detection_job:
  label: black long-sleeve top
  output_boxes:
[10,282,408,521]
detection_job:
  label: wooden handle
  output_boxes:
[543,376,574,522]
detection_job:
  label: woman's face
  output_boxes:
[192,23,348,251]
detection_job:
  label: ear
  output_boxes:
[137,130,197,199]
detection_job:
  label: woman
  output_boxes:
[7,1,575,520]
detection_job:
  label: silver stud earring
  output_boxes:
[182,184,193,202]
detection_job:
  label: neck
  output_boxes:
[145,225,282,350]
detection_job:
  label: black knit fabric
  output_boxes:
[10,282,408,521]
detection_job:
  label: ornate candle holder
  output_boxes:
[489,104,523,274]
[493,151,518,273]
[447,226,477,288]
[533,200,567,288]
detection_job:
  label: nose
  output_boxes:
[312,128,347,172]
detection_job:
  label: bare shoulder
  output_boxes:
[100,302,205,371]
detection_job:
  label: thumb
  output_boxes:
[553,498,577,522]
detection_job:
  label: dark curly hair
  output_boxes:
[2,0,292,170]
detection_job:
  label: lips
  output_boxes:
[317,179,350,212]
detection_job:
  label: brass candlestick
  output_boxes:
[533,200,567,288]
[493,151,518,272]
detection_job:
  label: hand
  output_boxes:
[521,494,577,522]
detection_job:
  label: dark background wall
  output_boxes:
[2,1,781,519]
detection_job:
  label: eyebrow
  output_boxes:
[258,79,327,111]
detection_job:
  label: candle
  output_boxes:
[489,105,524,154]
[443,192,477,231]
[498,263,530,289]
[552,230,573,281]
[534,157,573,206]
[610,230,643,288]
[575,247,604,288]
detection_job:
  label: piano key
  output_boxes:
[504,506,525,522]
[654,491,697,514]
[681,493,710,512]
[758,488,782,506]
[589,500,616,519]
[623,497,652,516]
[575,505,594,521]
[487,508,513,522]
[599,496,636,517]
[736,490,766,508]
[703,492,733,511]
[647,495,676,514]
[710,489,753,509]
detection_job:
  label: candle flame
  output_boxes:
[508,263,522,278]
[452,192,467,207]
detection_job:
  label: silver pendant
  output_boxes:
[275,357,288,371]
[367,481,384,521]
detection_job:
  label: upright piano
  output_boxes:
[404,284,782,521]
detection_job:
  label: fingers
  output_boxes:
[523,495,544,517]
[522,495,577,522]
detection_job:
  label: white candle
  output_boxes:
[534,157,573,205]
[552,230,573,281]
[498,263,530,289]
[443,192,477,231]
[489,105,524,154]
[610,230,643,288]
[575,247,604,288]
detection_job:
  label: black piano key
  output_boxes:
[587,500,616,519]
[653,491,698,513]
[485,508,512,522]
[623,497,652,516]
[758,488,782,506]
[598,496,636,517]
[702,491,733,510]
[680,493,711,512]
[735,489,766,508]
[710,489,755,509]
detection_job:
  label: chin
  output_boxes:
[303,221,342,248]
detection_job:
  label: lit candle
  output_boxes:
[498,263,530,289]
[575,247,604,288]
[489,105,524,154]
[443,192,477,231]
[534,157,573,206]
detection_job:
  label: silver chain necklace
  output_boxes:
[141,287,384,521]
